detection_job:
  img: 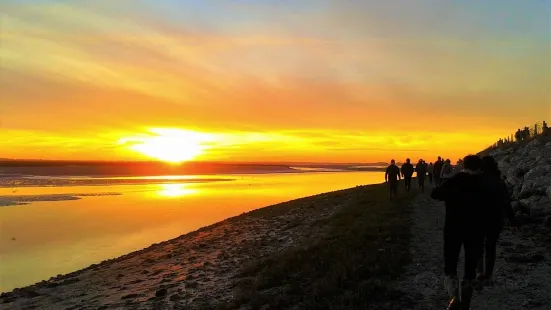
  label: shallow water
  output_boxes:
[0,171,381,292]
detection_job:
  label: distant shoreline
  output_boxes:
[0,162,385,178]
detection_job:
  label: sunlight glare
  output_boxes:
[119,128,215,163]
[157,184,197,197]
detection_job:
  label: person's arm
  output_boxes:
[385,168,388,182]
[430,177,455,201]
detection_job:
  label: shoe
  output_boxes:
[447,298,461,310]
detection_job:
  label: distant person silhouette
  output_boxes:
[543,120,549,135]
[415,159,427,192]
[515,129,522,142]
[523,126,530,140]
[434,156,444,185]
[431,155,487,310]
[427,162,434,184]
[441,159,454,182]
[401,158,414,192]
[476,156,517,287]
[385,159,401,200]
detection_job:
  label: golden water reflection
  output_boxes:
[157,183,198,197]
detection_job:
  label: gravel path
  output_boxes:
[399,190,551,310]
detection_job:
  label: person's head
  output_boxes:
[406,158,410,163]
[482,156,501,177]
[446,159,451,164]
[463,155,483,173]
[391,159,395,165]
[438,156,441,161]
[430,162,433,165]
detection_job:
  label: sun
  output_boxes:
[119,128,214,163]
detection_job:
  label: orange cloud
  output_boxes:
[1,1,549,162]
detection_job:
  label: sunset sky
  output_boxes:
[1,0,550,163]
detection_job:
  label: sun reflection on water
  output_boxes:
[157,184,198,197]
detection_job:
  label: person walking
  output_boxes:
[434,156,444,185]
[427,162,434,184]
[385,159,401,200]
[416,159,427,192]
[431,155,487,310]
[476,156,517,287]
[440,159,454,182]
[401,158,414,192]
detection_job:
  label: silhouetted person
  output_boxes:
[385,159,401,200]
[427,162,434,184]
[441,159,454,182]
[476,156,517,287]
[543,120,549,135]
[431,155,486,310]
[415,159,427,192]
[523,126,530,140]
[434,156,444,185]
[401,158,414,192]
[515,129,521,142]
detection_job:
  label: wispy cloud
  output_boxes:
[0,0,549,162]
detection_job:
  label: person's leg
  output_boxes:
[462,235,484,310]
[419,177,425,192]
[389,181,397,199]
[484,230,500,280]
[476,235,486,276]
[444,231,462,303]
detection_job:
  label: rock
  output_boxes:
[155,288,168,298]
[511,201,520,212]
[21,290,41,298]
[529,201,551,218]
[169,294,181,301]
[527,139,543,148]
[121,293,139,300]
[524,166,551,183]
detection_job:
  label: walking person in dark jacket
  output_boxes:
[385,159,401,200]
[434,156,444,185]
[415,159,427,192]
[401,158,414,192]
[476,156,517,287]
[427,162,434,184]
[431,155,487,310]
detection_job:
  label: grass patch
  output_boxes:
[217,183,417,310]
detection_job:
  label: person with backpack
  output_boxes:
[415,159,427,192]
[385,159,401,200]
[401,158,415,192]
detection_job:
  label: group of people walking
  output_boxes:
[384,156,458,198]
[385,154,517,310]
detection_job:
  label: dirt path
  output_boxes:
[400,191,551,310]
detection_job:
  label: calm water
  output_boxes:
[0,171,382,292]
